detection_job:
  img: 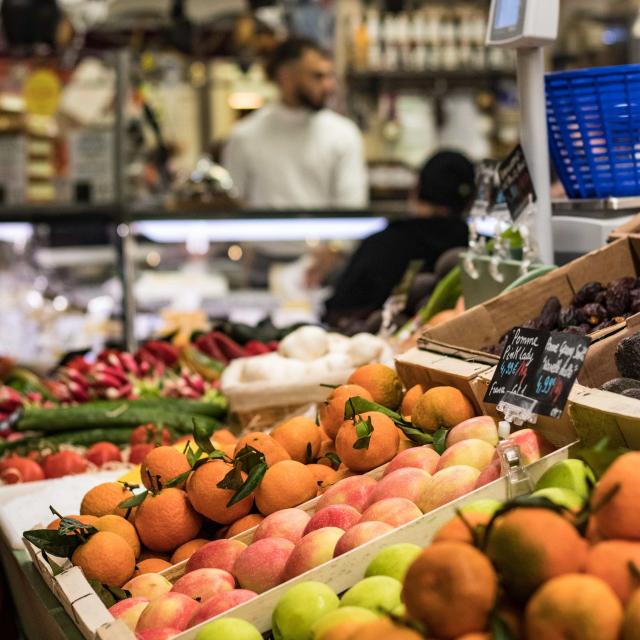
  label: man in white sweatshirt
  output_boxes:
[222,37,368,209]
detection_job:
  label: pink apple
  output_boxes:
[474,458,501,488]
[253,508,311,544]
[135,592,200,633]
[436,439,496,472]
[232,537,295,594]
[188,589,257,627]
[123,574,172,602]
[136,629,182,640]
[508,428,554,465]
[170,568,234,602]
[418,465,481,513]
[108,597,149,631]
[303,505,361,536]
[366,468,431,507]
[359,498,422,528]
[185,539,247,575]
[383,447,440,476]
[283,527,344,580]
[316,476,377,513]
[333,521,394,557]
[446,416,499,447]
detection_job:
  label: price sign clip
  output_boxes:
[496,391,539,427]
[497,437,534,499]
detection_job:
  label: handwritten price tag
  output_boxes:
[485,328,589,419]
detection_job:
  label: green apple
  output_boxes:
[459,499,503,516]
[272,581,339,640]
[311,606,379,639]
[364,543,422,582]
[340,576,402,614]
[534,459,595,500]
[531,487,584,511]
[195,617,262,640]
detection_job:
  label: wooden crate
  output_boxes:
[24,534,114,640]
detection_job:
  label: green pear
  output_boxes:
[531,487,584,511]
[459,499,503,516]
[534,459,595,500]
[272,581,339,640]
[340,576,402,614]
[311,606,379,639]
[364,543,422,582]
[195,617,262,640]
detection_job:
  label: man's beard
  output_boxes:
[296,87,325,112]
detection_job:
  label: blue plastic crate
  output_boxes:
[545,64,640,199]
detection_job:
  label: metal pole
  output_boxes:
[516,47,554,264]
[114,50,137,351]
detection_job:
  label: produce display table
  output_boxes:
[0,543,82,640]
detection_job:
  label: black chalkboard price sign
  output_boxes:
[484,327,589,419]
[498,143,537,221]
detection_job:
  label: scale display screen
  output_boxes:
[494,0,522,30]
[487,0,557,46]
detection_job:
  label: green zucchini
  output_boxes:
[68,398,228,419]
[17,401,221,434]
[0,427,136,455]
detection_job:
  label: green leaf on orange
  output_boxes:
[344,396,409,428]
[23,529,83,558]
[432,428,447,455]
[117,490,148,510]
[321,452,341,470]
[353,416,374,450]
[193,418,215,454]
[234,445,266,474]
[226,462,268,507]
[217,465,244,492]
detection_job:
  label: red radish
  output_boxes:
[244,340,271,356]
[129,443,156,465]
[41,451,88,479]
[0,456,44,484]
[85,442,122,466]
[130,424,171,446]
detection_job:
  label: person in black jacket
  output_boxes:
[323,150,475,325]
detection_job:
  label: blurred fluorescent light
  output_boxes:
[0,223,32,248]
[133,218,388,243]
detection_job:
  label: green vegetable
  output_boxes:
[395,266,462,339]
[0,427,137,455]
[16,399,221,434]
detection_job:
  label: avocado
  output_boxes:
[615,332,640,379]
[600,378,640,395]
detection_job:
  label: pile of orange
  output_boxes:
[392,451,640,639]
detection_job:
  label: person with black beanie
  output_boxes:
[323,150,475,324]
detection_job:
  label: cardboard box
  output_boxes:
[609,213,640,241]
[564,313,640,448]
[419,237,640,385]
[395,348,494,415]
[398,350,579,449]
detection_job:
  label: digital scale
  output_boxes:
[484,0,638,263]
[486,0,559,265]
